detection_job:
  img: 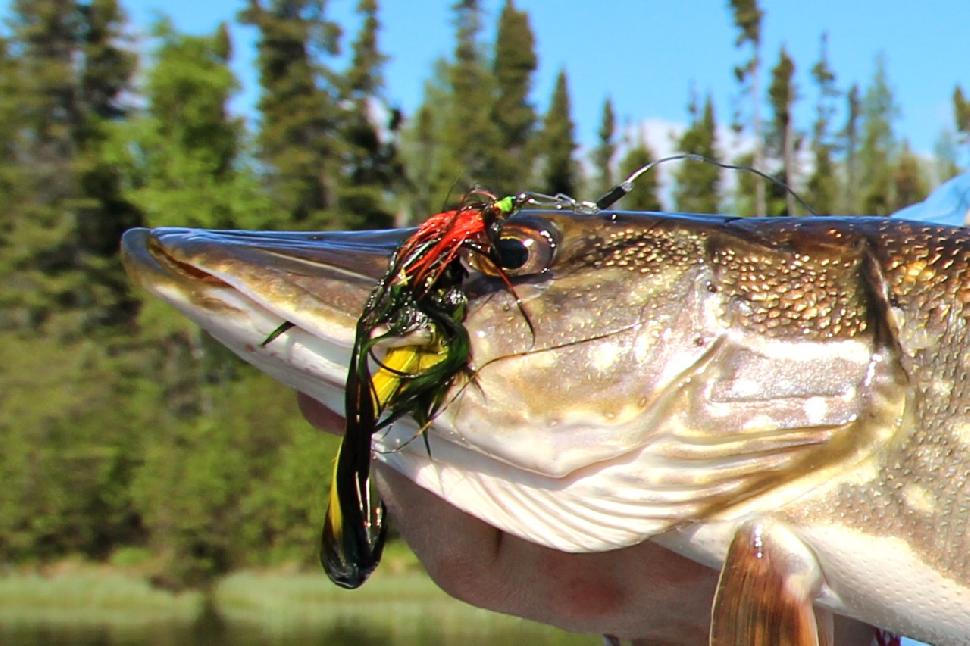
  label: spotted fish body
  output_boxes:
[122,212,970,644]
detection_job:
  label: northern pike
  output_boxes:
[122,210,970,644]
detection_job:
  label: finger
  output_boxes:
[296,391,344,435]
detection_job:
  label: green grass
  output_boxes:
[0,564,203,626]
[0,554,595,644]
[213,568,594,644]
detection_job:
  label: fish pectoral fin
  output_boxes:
[711,520,830,646]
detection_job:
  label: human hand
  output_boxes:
[297,392,878,644]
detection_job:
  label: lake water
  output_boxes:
[0,618,597,646]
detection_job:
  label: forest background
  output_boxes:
[1,0,969,590]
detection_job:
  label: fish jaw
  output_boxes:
[120,226,407,417]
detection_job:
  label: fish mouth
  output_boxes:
[121,226,409,416]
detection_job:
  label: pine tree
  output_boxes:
[401,62,456,219]
[841,84,861,212]
[118,19,270,230]
[538,69,578,196]
[438,0,501,191]
[592,97,616,196]
[767,46,797,215]
[240,0,342,226]
[674,94,720,213]
[891,142,928,211]
[954,85,970,169]
[727,0,765,215]
[954,85,970,136]
[336,0,402,229]
[807,33,839,214]
[489,0,537,193]
[858,56,898,215]
[617,134,662,211]
[0,0,148,561]
[74,0,142,295]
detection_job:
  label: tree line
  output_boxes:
[0,0,967,587]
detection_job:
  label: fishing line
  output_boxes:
[594,152,817,215]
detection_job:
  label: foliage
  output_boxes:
[616,135,662,212]
[727,0,765,216]
[538,70,578,196]
[857,55,898,215]
[592,98,617,196]
[766,46,797,215]
[673,94,721,213]
[806,33,840,214]
[239,0,342,227]
[489,0,538,194]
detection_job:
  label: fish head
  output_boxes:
[122,211,714,467]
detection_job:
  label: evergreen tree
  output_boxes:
[401,62,456,219]
[767,46,797,215]
[438,0,500,191]
[336,0,402,229]
[616,134,662,211]
[538,69,578,196]
[857,56,898,215]
[841,84,861,212]
[934,130,961,182]
[74,0,143,295]
[954,85,970,136]
[674,94,720,213]
[240,0,342,226]
[118,19,270,230]
[954,85,970,169]
[489,0,537,193]
[807,33,839,214]
[592,97,616,196]
[0,0,147,562]
[727,0,765,215]
[891,142,928,211]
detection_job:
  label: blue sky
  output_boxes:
[116,0,970,164]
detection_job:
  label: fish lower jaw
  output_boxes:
[149,280,354,418]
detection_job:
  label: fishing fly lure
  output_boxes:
[321,189,524,588]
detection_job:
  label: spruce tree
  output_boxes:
[489,0,537,193]
[336,0,402,229]
[891,142,928,211]
[0,0,147,562]
[401,63,455,218]
[75,0,142,276]
[119,19,270,230]
[727,0,765,215]
[841,84,861,212]
[617,134,662,211]
[954,85,970,136]
[767,46,797,215]
[438,0,500,191]
[240,0,342,226]
[592,97,616,196]
[858,56,898,215]
[954,85,970,169]
[674,94,720,213]
[539,69,578,196]
[807,33,839,214]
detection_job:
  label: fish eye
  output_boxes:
[463,222,557,278]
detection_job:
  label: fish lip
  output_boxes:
[122,226,409,285]
[122,226,415,405]
[121,224,415,349]
[121,226,410,320]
